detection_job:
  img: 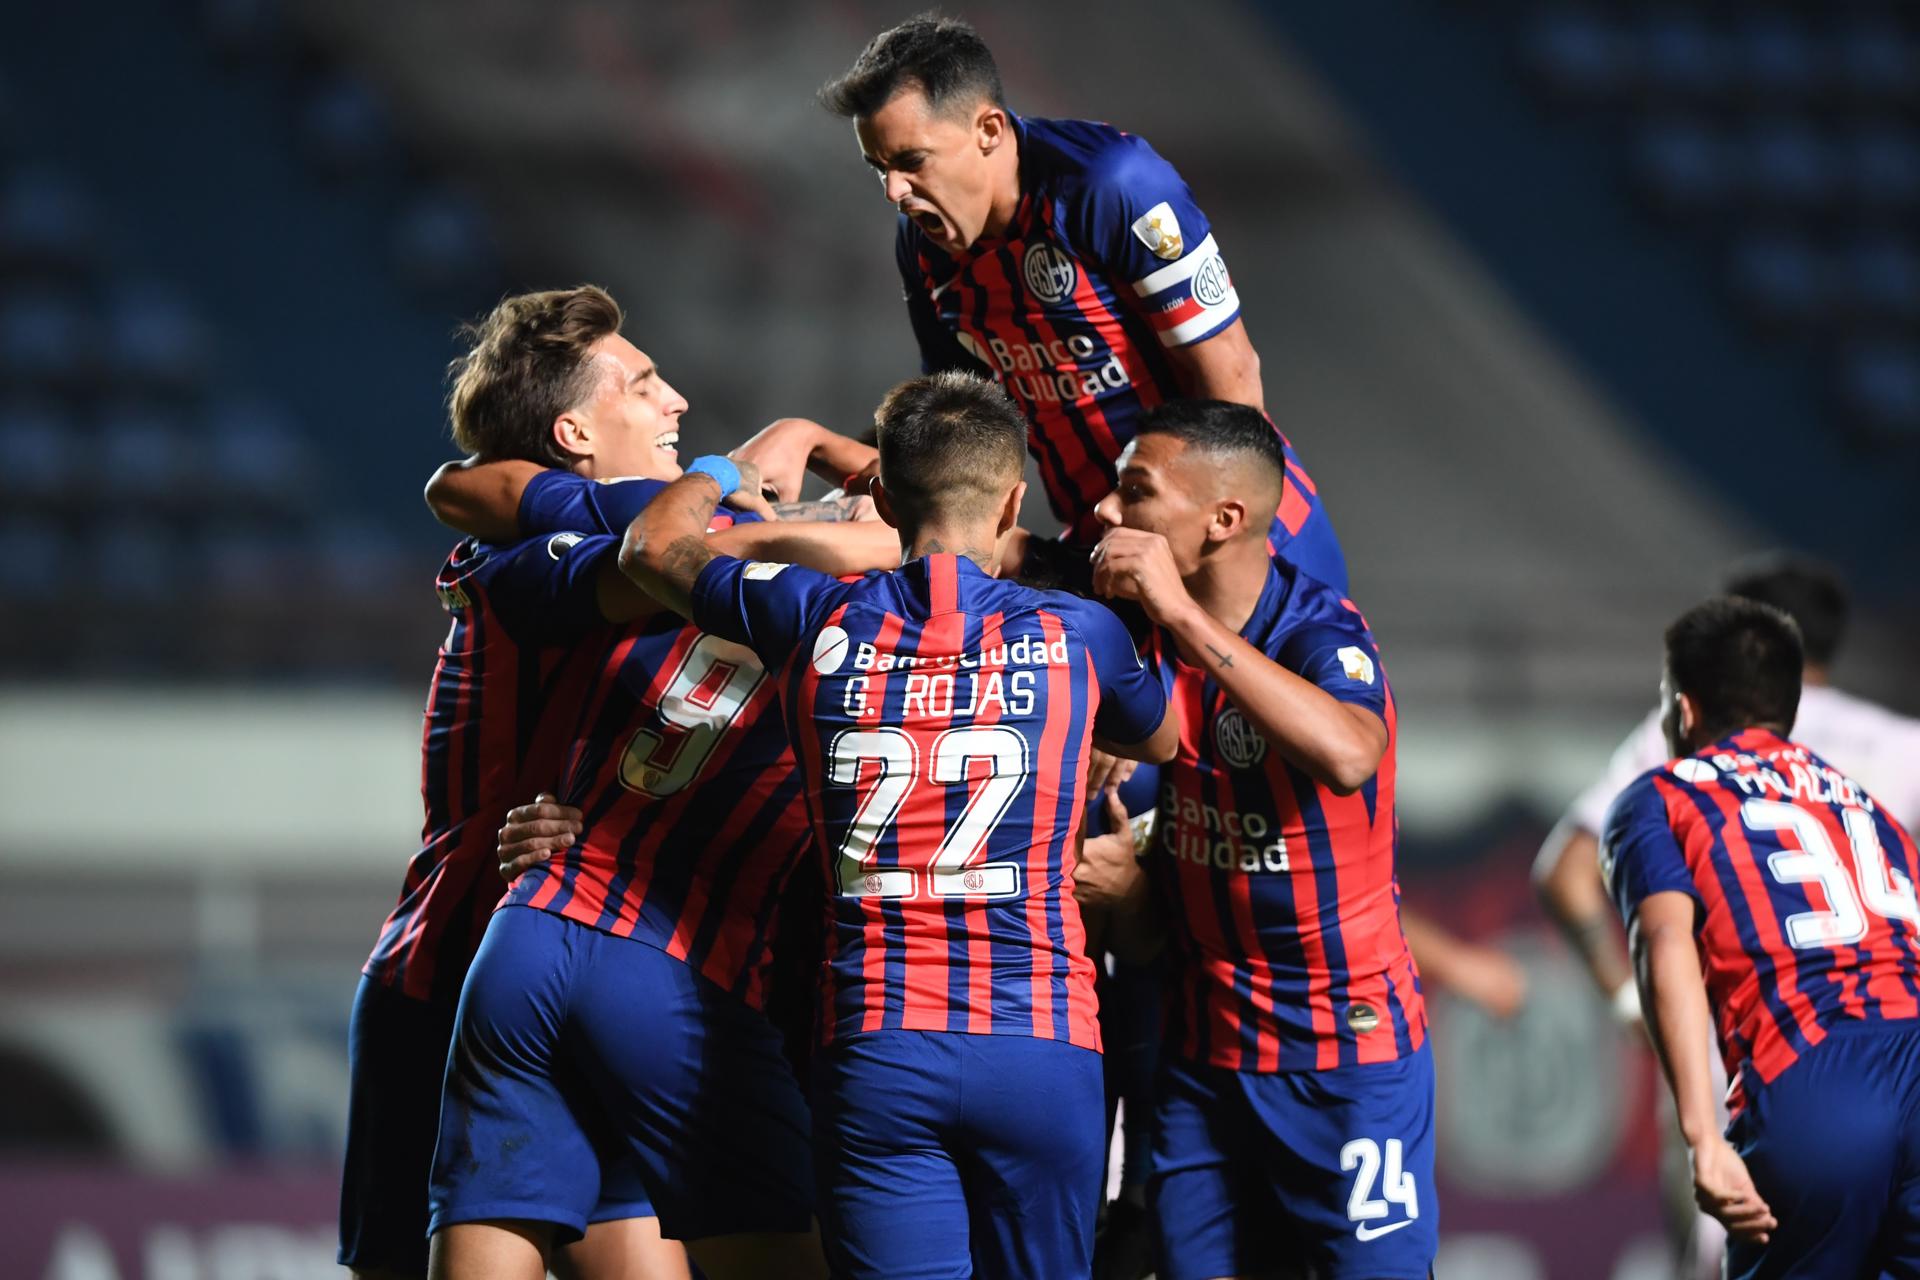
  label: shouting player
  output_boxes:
[406,290,897,1280]
[621,371,1177,1280]
[1087,400,1435,1280]
[1603,596,1920,1278]
[742,15,1345,592]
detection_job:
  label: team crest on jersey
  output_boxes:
[812,625,852,675]
[1214,706,1268,768]
[1022,241,1078,304]
[1130,201,1185,260]
[547,532,586,560]
[1192,252,1232,307]
[1337,646,1376,686]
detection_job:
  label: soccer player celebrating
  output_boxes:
[620,371,1178,1280]
[1087,400,1435,1280]
[743,15,1346,592]
[374,287,897,1280]
[343,285,731,1280]
[1602,596,1920,1277]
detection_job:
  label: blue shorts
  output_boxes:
[1149,1045,1437,1280]
[338,974,462,1274]
[428,905,812,1244]
[1726,1019,1920,1280]
[812,1030,1105,1280]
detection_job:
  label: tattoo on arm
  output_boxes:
[770,496,862,522]
[659,534,716,592]
[1205,643,1235,669]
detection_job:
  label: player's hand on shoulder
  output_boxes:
[1690,1135,1775,1243]
[1091,527,1189,624]
[730,418,824,503]
[497,792,584,881]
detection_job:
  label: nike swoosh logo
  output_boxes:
[1354,1220,1413,1242]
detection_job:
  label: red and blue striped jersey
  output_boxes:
[899,113,1338,569]
[1603,728,1920,1115]
[691,552,1168,1048]
[1142,561,1423,1073]
[495,477,806,1009]
[364,528,616,1002]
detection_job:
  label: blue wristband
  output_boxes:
[684,455,741,497]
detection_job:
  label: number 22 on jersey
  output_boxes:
[829,724,1031,901]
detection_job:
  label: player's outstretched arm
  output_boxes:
[1093,528,1384,793]
[1630,892,1776,1243]
[424,457,544,541]
[730,417,880,503]
[618,457,761,619]
[1533,820,1638,1018]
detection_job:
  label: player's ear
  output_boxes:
[869,477,902,531]
[1204,497,1246,545]
[1677,691,1703,742]
[977,105,1006,154]
[552,410,589,459]
[995,480,1026,537]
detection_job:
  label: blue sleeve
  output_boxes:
[1279,622,1389,719]
[689,555,842,670]
[1072,600,1169,745]
[1069,134,1241,349]
[1602,773,1702,924]
[518,471,765,535]
[478,531,616,646]
[896,217,987,376]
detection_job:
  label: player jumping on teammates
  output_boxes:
[1082,399,1435,1280]
[1603,595,1920,1278]
[741,13,1346,593]
[620,370,1178,1280]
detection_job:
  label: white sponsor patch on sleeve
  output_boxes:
[742,561,790,581]
[1130,201,1185,261]
[1337,646,1376,686]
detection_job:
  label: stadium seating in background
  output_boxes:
[1521,4,1920,442]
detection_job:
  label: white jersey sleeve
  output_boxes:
[1794,684,1920,833]
[1566,708,1670,835]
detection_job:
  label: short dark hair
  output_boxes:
[448,285,623,465]
[1665,596,1804,741]
[1720,553,1848,668]
[874,371,1026,523]
[819,13,1004,120]
[1136,399,1288,499]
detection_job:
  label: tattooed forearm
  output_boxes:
[771,496,863,522]
[659,534,715,591]
[1205,643,1235,669]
